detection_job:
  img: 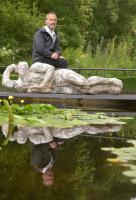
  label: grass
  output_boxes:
[64,38,135,69]
[121,77,136,94]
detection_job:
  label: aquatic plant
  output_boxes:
[0,100,132,128]
[101,140,136,184]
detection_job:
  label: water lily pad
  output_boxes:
[0,101,134,129]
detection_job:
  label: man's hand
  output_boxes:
[51,52,59,60]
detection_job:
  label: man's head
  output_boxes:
[16,62,29,76]
[45,12,57,31]
[42,168,54,186]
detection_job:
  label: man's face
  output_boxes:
[46,14,57,31]
[42,169,54,186]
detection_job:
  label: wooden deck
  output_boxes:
[0,91,136,100]
[0,92,136,111]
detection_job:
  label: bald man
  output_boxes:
[32,12,68,69]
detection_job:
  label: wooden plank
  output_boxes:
[0,92,136,112]
[0,91,136,100]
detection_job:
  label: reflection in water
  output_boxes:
[0,123,136,199]
[1,123,122,187]
[102,140,136,184]
[2,124,122,144]
[31,139,64,186]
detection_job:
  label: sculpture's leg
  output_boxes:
[55,69,90,86]
[27,85,52,93]
[87,85,122,94]
[53,126,89,138]
[86,124,122,134]
[88,76,123,88]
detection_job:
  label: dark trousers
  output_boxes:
[43,57,68,69]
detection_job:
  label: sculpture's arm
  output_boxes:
[2,64,17,88]
[29,62,55,73]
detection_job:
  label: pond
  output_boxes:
[0,101,136,200]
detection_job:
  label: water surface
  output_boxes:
[0,118,136,200]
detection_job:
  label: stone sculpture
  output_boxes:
[2,62,123,94]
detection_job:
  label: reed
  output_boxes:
[64,38,135,70]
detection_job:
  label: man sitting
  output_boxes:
[32,12,68,69]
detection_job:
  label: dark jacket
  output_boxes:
[32,28,61,63]
[31,143,56,171]
[31,137,64,172]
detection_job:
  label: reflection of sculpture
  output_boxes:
[2,124,122,144]
[2,62,123,94]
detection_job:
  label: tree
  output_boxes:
[80,0,136,51]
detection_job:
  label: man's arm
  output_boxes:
[54,36,61,55]
[34,31,52,57]
[51,36,62,60]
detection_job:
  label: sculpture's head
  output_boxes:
[16,62,29,76]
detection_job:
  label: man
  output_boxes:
[32,12,68,68]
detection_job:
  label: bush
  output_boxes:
[0,2,43,65]
[0,47,14,66]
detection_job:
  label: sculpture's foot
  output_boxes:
[104,86,122,95]
[110,88,122,95]
[88,85,122,95]
[111,78,123,88]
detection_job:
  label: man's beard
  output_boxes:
[49,24,56,30]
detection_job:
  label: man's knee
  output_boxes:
[59,58,68,68]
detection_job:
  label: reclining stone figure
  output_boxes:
[2,62,123,94]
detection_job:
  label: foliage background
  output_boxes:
[0,0,135,67]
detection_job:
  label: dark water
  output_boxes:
[0,118,136,200]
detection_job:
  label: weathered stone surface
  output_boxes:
[2,62,123,94]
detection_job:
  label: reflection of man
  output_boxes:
[31,139,63,186]
[32,12,68,69]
